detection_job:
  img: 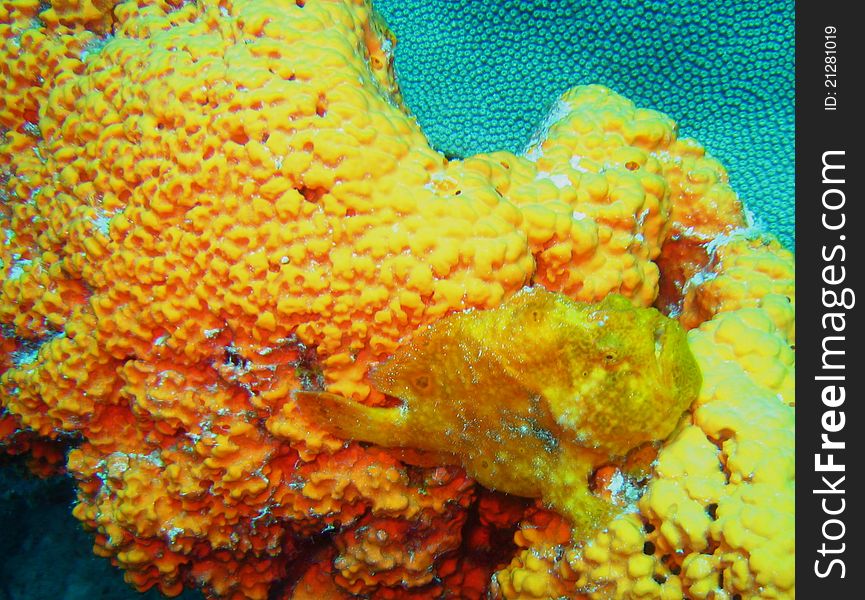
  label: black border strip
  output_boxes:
[796,2,862,596]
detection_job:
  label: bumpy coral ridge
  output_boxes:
[1,0,793,598]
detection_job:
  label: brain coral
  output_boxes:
[373,0,795,249]
[0,0,794,599]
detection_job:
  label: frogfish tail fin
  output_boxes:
[292,391,406,447]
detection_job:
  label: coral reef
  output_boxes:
[1,456,202,600]
[0,0,794,598]
[374,0,795,248]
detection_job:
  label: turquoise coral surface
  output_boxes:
[374,0,795,249]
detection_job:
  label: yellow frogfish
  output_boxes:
[294,287,701,539]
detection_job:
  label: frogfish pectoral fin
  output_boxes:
[292,391,408,448]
